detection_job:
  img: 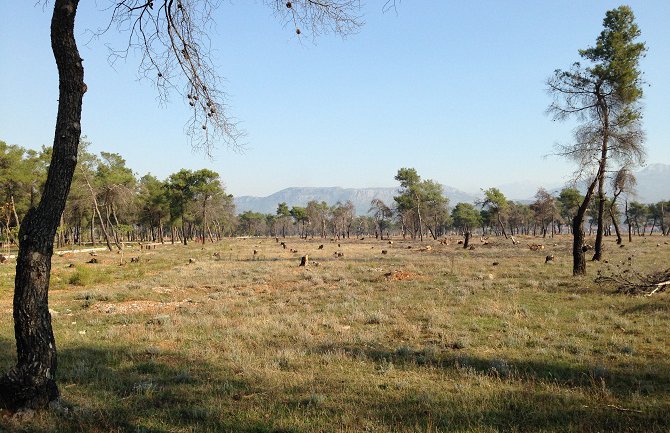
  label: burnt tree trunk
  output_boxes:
[0,0,84,411]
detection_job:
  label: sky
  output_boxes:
[1,1,669,198]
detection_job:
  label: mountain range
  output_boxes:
[234,163,670,215]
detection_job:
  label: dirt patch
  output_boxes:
[95,299,193,315]
[384,270,416,281]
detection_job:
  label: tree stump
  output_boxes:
[299,255,309,267]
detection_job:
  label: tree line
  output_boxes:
[0,139,236,249]
[233,168,669,242]
[3,143,666,246]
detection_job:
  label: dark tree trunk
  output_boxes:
[572,214,587,275]
[463,231,470,249]
[626,201,632,242]
[572,173,600,276]
[592,153,607,261]
[610,207,622,244]
[0,0,84,411]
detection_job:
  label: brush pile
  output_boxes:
[596,266,670,296]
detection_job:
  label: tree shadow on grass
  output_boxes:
[0,337,296,433]
[312,342,670,432]
[621,298,670,315]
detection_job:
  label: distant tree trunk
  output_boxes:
[610,206,622,244]
[497,214,508,239]
[626,201,632,242]
[10,195,20,231]
[181,215,187,245]
[83,176,113,251]
[660,202,665,236]
[0,0,84,410]
[463,230,470,249]
[90,208,95,246]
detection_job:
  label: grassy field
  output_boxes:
[0,235,669,432]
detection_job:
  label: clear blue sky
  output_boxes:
[1,1,668,198]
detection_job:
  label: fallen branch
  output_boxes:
[596,267,670,296]
[606,404,643,414]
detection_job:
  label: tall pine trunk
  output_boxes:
[0,0,84,410]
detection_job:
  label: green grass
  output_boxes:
[0,236,669,432]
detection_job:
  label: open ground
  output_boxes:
[1,235,669,432]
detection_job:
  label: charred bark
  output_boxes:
[0,0,84,411]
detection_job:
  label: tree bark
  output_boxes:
[0,0,83,411]
[573,173,600,276]
[610,203,622,244]
[592,142,608,261]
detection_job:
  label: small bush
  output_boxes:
[68,266,95,286]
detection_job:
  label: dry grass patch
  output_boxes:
[0,236,669,432]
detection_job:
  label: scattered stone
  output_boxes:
[382,250,388,255]
[469,246,476,250]
[130,257,140,263]
[545,255,555,264]
[87,258,98,264]
[388,240,393,244]
[318,244,324,250]
[67,263,75,268]
[188,258,196,264]
[492,262,499,266]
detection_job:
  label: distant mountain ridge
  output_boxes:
[234,186,478,215]
[233,164,670,215]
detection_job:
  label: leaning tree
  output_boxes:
[0,0,364,411]
[547,5,646,275]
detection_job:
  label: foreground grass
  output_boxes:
[0,235,669,432]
